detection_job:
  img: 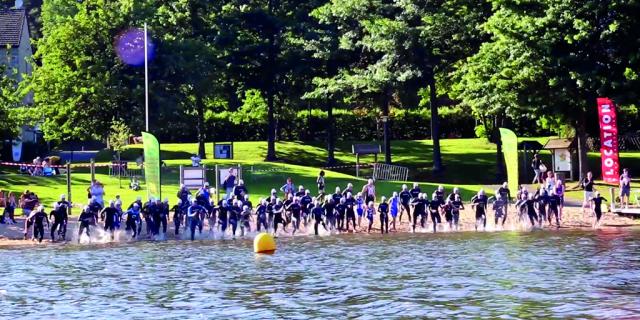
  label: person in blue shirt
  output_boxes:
[280,178,295,199]
[187,199,206,241]
[389,192,399,231]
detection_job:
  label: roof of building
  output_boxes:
[543,138,576,150]
[0,8,27,47]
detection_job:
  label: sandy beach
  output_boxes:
[1,203,637,248]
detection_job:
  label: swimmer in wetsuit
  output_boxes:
[398,185,412,223]
[451,195,464,231]
[29,205,49,243]
[50,202,68,241]
[590,192,608,229]
[77,205,95,243]
[411,193,427,232]
[311,200,328,235]
[256,199,268,232]
[344,193,357,232]
[489,193,507,228]
[100,200,119,240]
[272,199,286,236]
[187,199,206,240]
[124,203,142,239]
[287,197,302,235]
[471,189,488,231]
[366,201,375,233]
[428,194,442,233]
[378,197,389,234]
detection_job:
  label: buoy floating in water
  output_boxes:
[254,233,276,254]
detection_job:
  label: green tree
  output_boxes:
[455,0,640,179]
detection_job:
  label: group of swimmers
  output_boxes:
[20,173,613,243]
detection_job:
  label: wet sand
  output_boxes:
[1,204,637,248]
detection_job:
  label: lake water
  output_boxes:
[1,229,639,319]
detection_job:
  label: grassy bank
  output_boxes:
[2,138,638,213]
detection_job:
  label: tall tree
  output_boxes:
[455,0,640,180]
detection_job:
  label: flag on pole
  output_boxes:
[499,128,519,194]
[142,132,161,200]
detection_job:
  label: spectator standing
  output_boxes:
[619,168,631,209]
[190,154,201,167]
[531,153,544,184]
[223,169,237,199]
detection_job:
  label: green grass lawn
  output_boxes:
[3,138,638,213]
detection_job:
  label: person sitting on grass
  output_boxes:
[130,177,141,191]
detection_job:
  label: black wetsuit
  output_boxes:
[335,203,347,231]
[256,205,268,232]
[78,210,94,242]
[451,200,463,227]
[172,205,183,235]
[471,195,488,230]
[300,195,312,223]
[324,202,336,230]
[399,190,412,221]
[101,206,119,240]
[525,199,538,226]
[50,206,68,241]
[536,193,548,223]
[378,202,389,234]
[273,204,285,234]
[548,194,560,226]
[428,200,441,232]
[411,198,427,231]
[229,205,241,236]
[345,197,357,231]
[159,203,169,234]
[33,210,48,243]
[288,202,302,233]
[592,196,607,221]
[312,205,327,235]
[218,206,229,233]
[125,208,142,238]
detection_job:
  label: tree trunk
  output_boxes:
[428,73,442,172]
[576,114,589,180]
[326,100,336,166]
[264,0,278,161]
[265,90,277,161]
[196,94,206,159]
[382,89,391,164]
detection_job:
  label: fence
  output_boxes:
[108,161,144,179]
[372,163,409,181]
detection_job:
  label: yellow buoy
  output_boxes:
[254,233,276,254]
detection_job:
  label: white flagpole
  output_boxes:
[144,23,149,132]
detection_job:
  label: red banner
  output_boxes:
[597,97,619,184]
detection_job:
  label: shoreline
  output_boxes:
[1,205,637,248]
